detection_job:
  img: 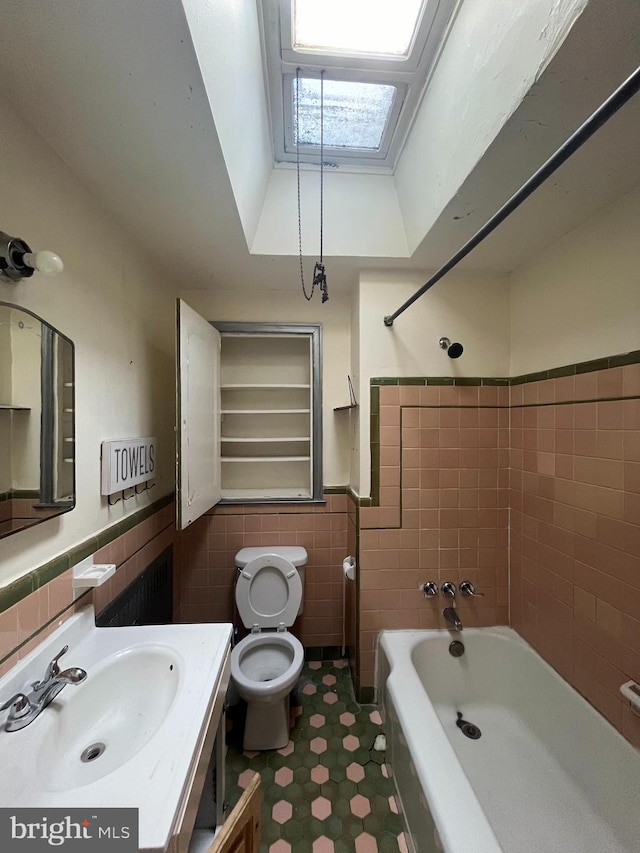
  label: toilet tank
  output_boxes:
[235,546,308,615]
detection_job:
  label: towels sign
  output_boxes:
[101,437,157,495]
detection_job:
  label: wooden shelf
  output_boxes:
[0,404,30,411]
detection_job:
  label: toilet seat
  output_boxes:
[230,631,304,700]
[235,553,302,630]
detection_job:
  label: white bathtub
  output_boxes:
[377,628,640,853]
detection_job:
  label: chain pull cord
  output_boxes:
[296,68,315,301]
[319,69,328,302]
[296,68,329,303]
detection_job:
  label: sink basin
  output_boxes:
[0,605,232,852]
[38,644,182,791]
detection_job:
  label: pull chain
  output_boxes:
[295,68,328,303]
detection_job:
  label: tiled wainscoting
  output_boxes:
[174,494,352,649]
[358,383,510,688]
[361,356,640,746]
[509,363,640,745]
[0,498,175,677]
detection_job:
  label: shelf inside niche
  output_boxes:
[221,408,310,415]
[221,436,310,443]
[221,456,311,463]
[0,404,30,411]
[221,383,310,390]
[221,487,312,501]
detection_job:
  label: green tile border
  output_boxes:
[364,348,640,509]
[370,348,640,389]
[0,493,174,617]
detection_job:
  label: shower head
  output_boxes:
[439,337,464,359]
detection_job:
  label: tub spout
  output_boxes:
[443,607,463,631]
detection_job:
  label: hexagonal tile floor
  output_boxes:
[225,659,408,853]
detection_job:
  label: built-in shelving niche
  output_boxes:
[214,323,322,503]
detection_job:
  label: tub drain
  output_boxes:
[449,640,465,657]
[81,742,106,762]
[456,712,481,740]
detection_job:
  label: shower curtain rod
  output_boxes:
[383,64,640,327]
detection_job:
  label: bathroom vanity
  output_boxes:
[0,605,232,852]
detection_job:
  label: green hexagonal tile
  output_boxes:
[335,778,359,800]
[356,776,381,799]
[333,798,355,821]
[293,765,311,786]
[362,810,387,835]
[378,829,405,852]
[301,751,322,770]
[261,816,283,844]
[302,780,321,802]
[382,810,405,834]
[284,782,304,804]
[323,815,345,841]
[280,818,305,844]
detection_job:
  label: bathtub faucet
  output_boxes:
[443,607,463,631]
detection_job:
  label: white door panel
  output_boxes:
[176,299,221,529]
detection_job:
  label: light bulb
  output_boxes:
[22,250,64,276]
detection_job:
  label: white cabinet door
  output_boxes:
[176,299,221,529]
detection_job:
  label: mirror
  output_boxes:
[0,302,75,538]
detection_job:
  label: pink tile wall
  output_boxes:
[358,384,510,687]
[0,502,175,678]
[174,494,349,648]
[510,364,640,746]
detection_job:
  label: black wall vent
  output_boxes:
[96,546,173,628]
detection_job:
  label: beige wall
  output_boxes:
[179,288,352,488]
[356,271,511,495]
[0,93,178,587]
[510,183,640,375]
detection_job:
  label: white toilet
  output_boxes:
[230,546,307,750]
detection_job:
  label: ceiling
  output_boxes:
[0,0,639,295]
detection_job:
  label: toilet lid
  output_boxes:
[235,553,302,629]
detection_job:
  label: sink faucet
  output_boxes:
[443,606,463,631]
[0,645,87,732]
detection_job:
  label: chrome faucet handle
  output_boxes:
[32,645,68,690]
[0,692,32,720]
[441,582,457,599]
[420,582,438,598]
[460,581,484,598]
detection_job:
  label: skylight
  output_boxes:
[293,0,424,57]
[261,0,459,169]
[294,78,396,150]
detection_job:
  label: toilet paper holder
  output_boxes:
[342,556,356,581]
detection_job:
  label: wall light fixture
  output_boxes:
[0,231,64,283]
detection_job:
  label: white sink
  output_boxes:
[38,644,182,791]
[0,606,232,852]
